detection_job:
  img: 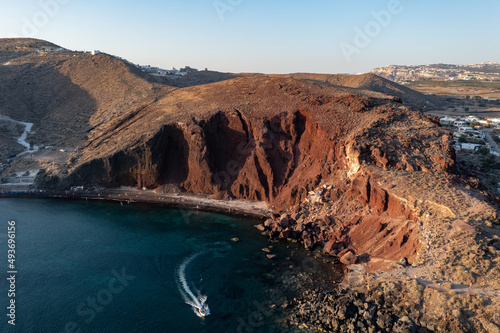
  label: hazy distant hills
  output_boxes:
[371,62,500,82]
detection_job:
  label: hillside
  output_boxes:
[144,70,441,109]
[0,38,173,152]
[274,73,442,108]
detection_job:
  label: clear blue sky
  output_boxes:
[1,0,499,74]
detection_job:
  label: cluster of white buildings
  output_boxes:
[440,115,500,127]
[374,62,500,82]
[35,47,65,54]
[139,65,188,76]
[440,115,500,156]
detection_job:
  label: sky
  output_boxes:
[0,0,499,74]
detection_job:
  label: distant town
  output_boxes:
[31,44,200,77]
[371,61,500,83]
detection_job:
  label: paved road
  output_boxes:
[484,128,500,153]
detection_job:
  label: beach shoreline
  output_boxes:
[0,186,272,219]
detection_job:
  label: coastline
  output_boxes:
[3,186,500,332]
[0,186,272,219]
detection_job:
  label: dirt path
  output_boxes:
[0,114,39,155]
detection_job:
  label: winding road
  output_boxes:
[0,114,39,155]
[484,128,500,154]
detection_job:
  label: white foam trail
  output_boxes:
[176,252,205,311]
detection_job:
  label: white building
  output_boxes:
[464,116,479,123]
[460,143,482,151]
[440,116,456,126]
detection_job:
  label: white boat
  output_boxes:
[195,297,210,317]
[177,253,210,318]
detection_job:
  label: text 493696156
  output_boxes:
[7,220,17,326]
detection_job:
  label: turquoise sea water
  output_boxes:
[0,198,316,333]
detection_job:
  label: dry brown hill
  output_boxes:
[155,70,239,87]
[0,38,173,150]
[149,70,439,110]
[274,73,442,108]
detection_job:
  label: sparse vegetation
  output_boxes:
[477,146,490,155]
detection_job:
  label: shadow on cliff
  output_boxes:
[202,110,254,194]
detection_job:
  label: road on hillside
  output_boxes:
[484,128,500,154]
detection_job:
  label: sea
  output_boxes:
[0,198,326,333]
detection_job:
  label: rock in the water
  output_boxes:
[304,237,315,250]
[264,219,273,228]
[255,224,266,231]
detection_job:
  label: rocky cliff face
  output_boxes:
[45,77,455,211]
[4,39,499,333]
[33,75,461,267]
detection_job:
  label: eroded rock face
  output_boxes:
[37,76,457,266]
[256,170,422,268]
[56,83,453,210]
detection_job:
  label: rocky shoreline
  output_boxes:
[2,182,500,332]
[262,244,500,333]
[252,173,500,333]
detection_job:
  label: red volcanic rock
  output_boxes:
[54,74,456,214]
[303,237,315,250]
[279,229,292,239]
[371,148,389,169]
[340,251,358,265]
[370,185,388,213]
[36,73,456,271]
[323,239,336,255]
[279,218,290,228]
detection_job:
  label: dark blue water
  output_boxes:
[0,198,316,333]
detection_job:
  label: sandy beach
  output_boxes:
[0,186,273,219]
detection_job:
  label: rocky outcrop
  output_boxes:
[256,170,421,269]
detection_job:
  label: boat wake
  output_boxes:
[176,252,210,317]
